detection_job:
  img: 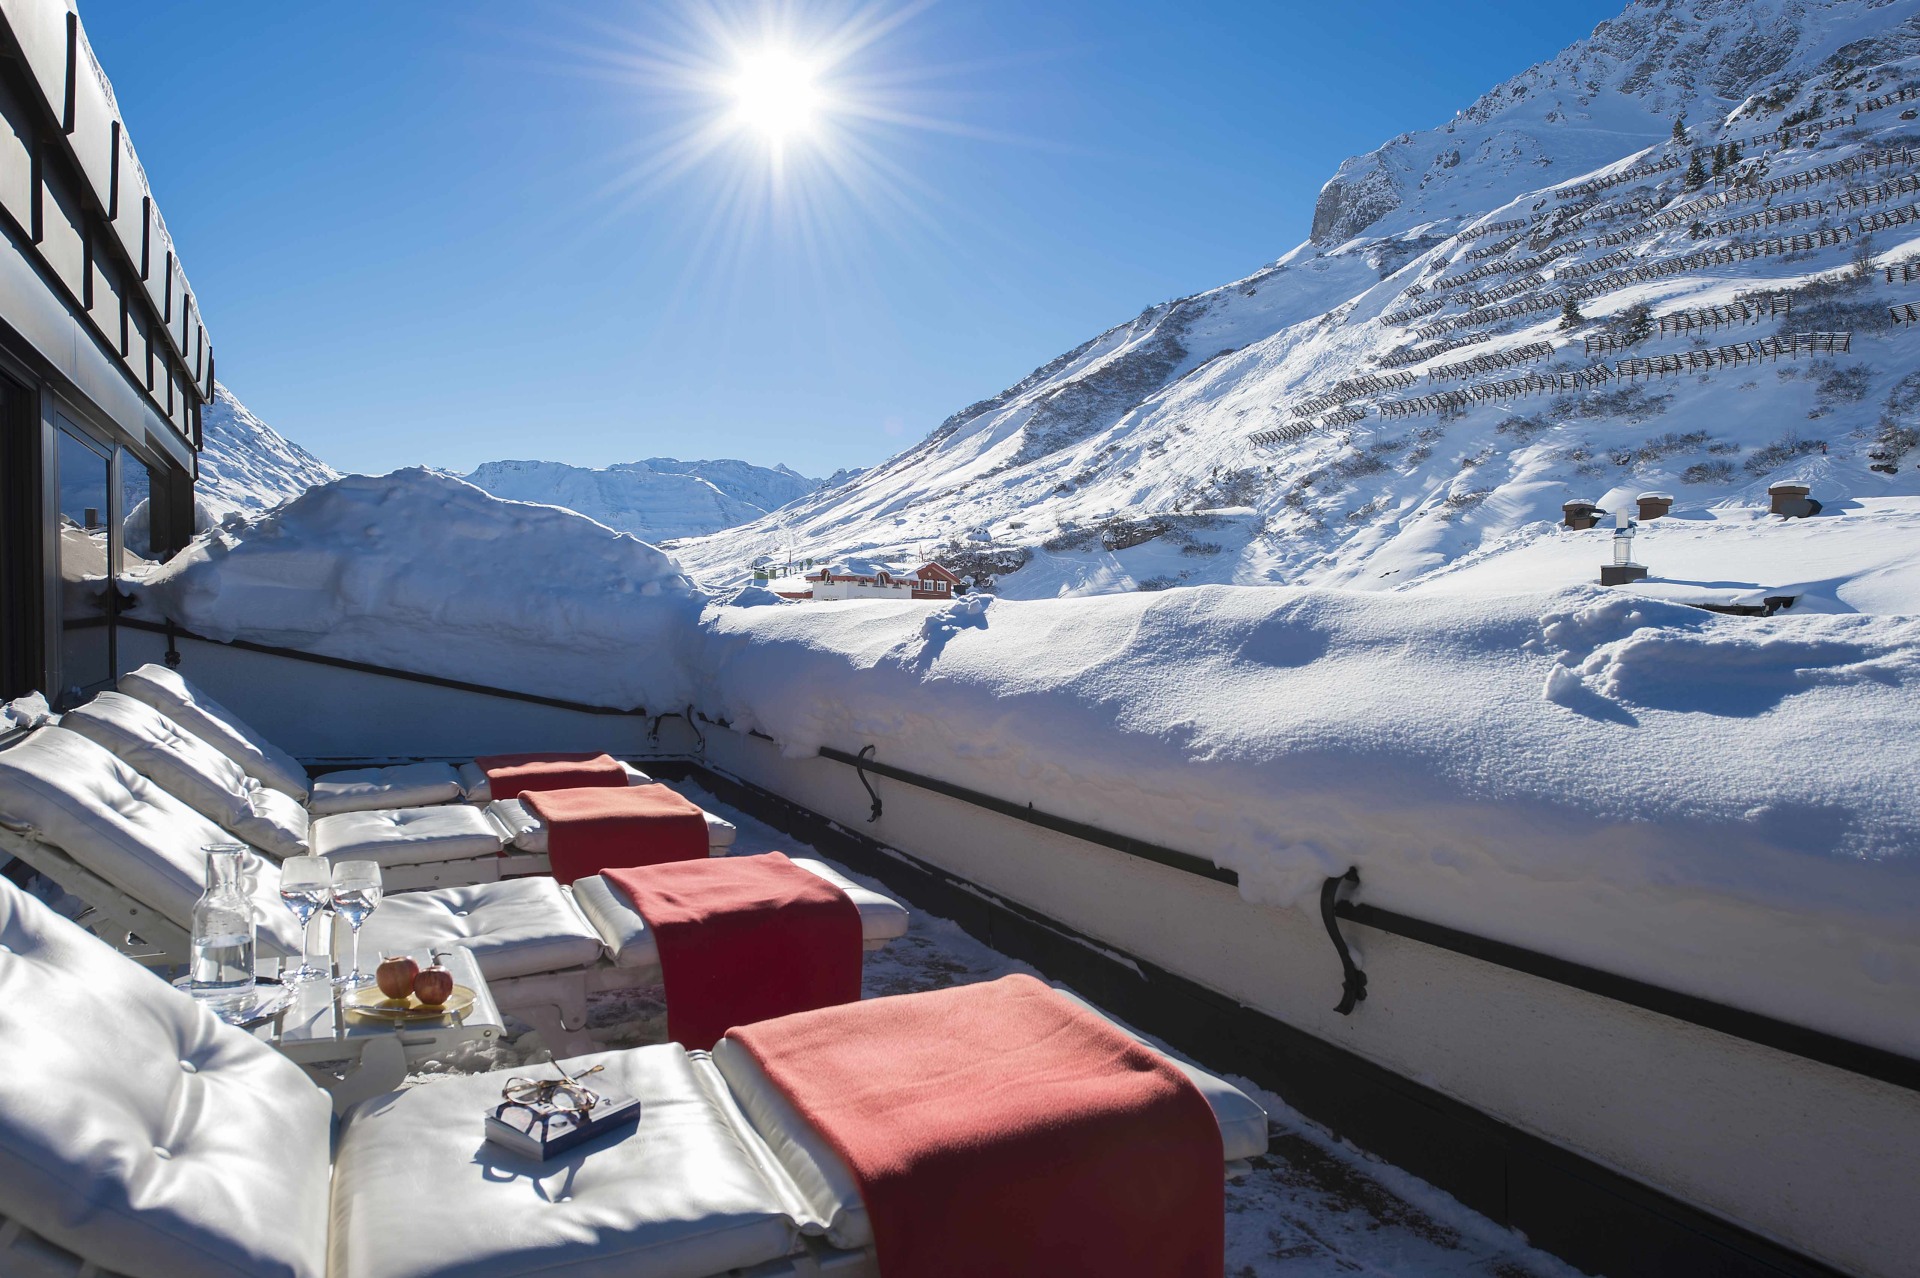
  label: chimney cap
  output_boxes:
[1562,497,1600,509]
[1637,491,1674,502]
[1768,480,1812,494]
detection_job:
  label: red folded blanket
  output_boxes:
[476,752,627,800]
[729,973,1223,1278]
[605,852,862,1051]
[524,783,709,885]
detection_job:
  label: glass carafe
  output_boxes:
[189,845,257,1011]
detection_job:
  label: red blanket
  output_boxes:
[729,973,1222,1278]
[476,752,626,800]
[605,852,862,1050]
[524,784,709,885]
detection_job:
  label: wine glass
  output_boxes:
[330,860,383,989]
[277,856,333,984]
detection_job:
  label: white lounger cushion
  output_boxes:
[330,1045,802,1278]
[118,664,311,802]
[488,796,738,857]
[308,761,466,816]
[61,691,312,858]
[0,878,332,1278]
[0,727,304,957]
[458,758,653,804]
[310,805,509,868]
[571,859,910,973]
[358,877,605,981]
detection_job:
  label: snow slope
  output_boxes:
[671,0,1920,603]
[462,457,827,544]
[195,383,338,522]
[137,469,701,709]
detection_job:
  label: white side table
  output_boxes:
[252,945,504,1114]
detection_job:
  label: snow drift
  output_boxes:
[693,586,1920,1055]
[138,469,704,710]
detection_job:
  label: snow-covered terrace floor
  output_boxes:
[436,782,1583,1278]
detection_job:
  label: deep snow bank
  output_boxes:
[695,586,1920,1053]
[140,469,704,709]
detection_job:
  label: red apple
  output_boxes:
[412,955,454,1007]
[376,955,419,1001]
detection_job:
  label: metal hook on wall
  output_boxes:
[854,744,882,823]
[1320,867,1368,1016]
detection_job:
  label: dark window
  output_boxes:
[54,420,112,701]
[0,373,37,701]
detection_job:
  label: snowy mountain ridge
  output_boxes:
[671,0,1920,606]
[196,383,339,523]
[461,456,834,544]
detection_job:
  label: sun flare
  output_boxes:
[729,49,822,141]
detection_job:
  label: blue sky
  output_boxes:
[82,0,1624,478]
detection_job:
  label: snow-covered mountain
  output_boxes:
[462,457,829,544]
[196,383,338,523]
[672,0,1920,598]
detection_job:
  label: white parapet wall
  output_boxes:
[700,724,1920,1277]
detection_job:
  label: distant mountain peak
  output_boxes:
[461,456,828,544]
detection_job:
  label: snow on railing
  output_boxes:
[1411,290,1564,339]
[1885,259,1920,284]
[1463,233,1524,261]
[1855,200,1920,234]
[1696,198,1828,237]
[1380,297,1445,326]
[1859,84,1920,113]
[1558,248,1636,280]
[1553,153,1683,201]
[1891,303,1920,325]
[1377,330,1492,368]
[1376,365,1611,417]
[1455,217,1526,242]
[1612,331,1851,378]
[1831,170,1920,210]
[1425,340,1555,384]
[1287,371,1416,419]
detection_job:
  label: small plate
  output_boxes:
[343,985,476,1023]
[171,978,296,1029]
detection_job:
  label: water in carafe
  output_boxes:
[190,846,257,1010]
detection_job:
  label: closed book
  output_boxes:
[484,1089,640,1160]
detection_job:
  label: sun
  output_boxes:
[729,49,822,142]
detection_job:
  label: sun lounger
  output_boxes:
[0,726,906,1053]
[59,691,735,891]
[0,873,1264,1278]
[115,662,661,814]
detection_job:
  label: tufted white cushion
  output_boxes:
[357,877,604,980]
[709,1038,871,1250]
[487,797,737,857]
[61,693,312,858]
[0,728,303,957]
[308,761,465,817]
[459,759,654,804]
[570,859,909,975]
[310,805,508,868]
[330,1045,801,1278]
[0,876,332,1278]
[117,665,310,802]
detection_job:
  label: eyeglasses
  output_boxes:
[495,1059,605,1131]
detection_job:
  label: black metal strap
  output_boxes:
[1321,868,1368,1015]
[684,705,705,755]
[854,745,882,823]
